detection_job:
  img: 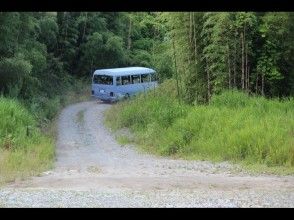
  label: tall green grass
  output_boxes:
[0,78,90,184]
[105,79,294,174]
[0,97,54,184]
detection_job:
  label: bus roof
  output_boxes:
[93,67,155,77]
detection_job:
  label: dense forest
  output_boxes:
[0,12,293,107]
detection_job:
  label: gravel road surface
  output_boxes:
[0,101,293,207]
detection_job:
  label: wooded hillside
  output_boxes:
[1,12,293,106]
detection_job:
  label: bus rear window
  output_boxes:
[93,75,113,85]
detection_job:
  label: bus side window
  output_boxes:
[116,76,122,86]
[93,75,113,85]
[122,75,131,85]
[131,75,141,84]
[141,74,150,83]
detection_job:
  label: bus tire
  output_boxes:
[125,93,130,99]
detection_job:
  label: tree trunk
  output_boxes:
[207,71,211,103]
[127,16,132,50]
[82,12,88,41]
[206,61,211,103]
[233,36,237,88]
[241,27,245,90]
[193,12,198,63]
[192,13,198,100]
[261,73,265,96]
[245,43,248,91]
[187,13,192,66]
[189,12,192,45]
[90,59,93,77]
[15,27,20,55]
[255,73,259,94]
[65,13,68,39]
[228,51,231,89]
[247,64,250,93]
[60,12,69,58]
[172,38,180,103]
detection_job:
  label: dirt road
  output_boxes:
[0,101,293,207]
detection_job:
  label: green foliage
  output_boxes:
[154,54,174,82]
[106,83,294,171]
[0,97,54,184]
[77,32,127,75]
[38,15,58,52]
[0,56,33,97]
[1,12,293,103]
[162,12,293,101]
[256,12,291,96]
[0,97,46,151]
[130,49,152,67]
[39,53,68,98]
[56,12,79,72]
[26,77,89,123]
[0,12,21,57]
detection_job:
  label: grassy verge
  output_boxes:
[0,78,90,185]
[105,79,294,175]
[0,98,54,184]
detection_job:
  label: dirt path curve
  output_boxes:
[0,101,293,207]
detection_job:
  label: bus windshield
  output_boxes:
[93,75,113,85]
